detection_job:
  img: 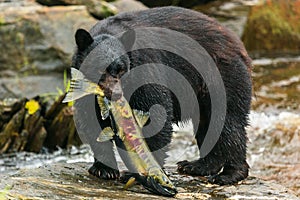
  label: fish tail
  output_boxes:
[70,67,85,80]
[62,68,104,103]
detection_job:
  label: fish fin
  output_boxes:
[124,177,136,190]
[133,109,149,127]
[97,127,114,142]
[62,68,103,103]
[117,127,127,141]
[62,81,92,103]
[70,67,85,80]
[97,96,110,120]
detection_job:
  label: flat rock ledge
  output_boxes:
[0,162,298,200]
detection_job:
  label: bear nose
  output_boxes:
[106,57,128,78]
[108,68,121,78]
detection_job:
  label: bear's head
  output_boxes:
[72,29,135,98]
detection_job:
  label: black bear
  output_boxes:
[72,6,252,185]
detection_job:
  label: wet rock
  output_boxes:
[247,111,300,196]
[35,0,87,6]
[112,0,148,13]
[0,74,64,99]
[35,0,147,19]
[136,0,216,8]
[242,0,300,58]
[0,0,96,74]
[193,0,251,37]
[84,0,118,19]
[0,162,299,199]
[251,60,300,111]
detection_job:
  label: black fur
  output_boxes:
[75,29,94,51]
[72,6,252,185]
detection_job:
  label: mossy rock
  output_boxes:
[242,0,300,58]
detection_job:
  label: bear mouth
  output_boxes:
[99,74,123,101]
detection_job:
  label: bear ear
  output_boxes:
[75,29,94,51]
[119,29,136,52]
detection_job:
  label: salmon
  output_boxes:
[63,68,177,196]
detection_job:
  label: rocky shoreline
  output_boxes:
[0,162,299,199]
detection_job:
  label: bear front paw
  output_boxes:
[89,162,120,180]
[177,159,222,176]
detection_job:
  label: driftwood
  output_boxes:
[44,95,79,149]
[0,95,81,154]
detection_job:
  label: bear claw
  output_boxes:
[89,163,120,180]
[177,159,222,177]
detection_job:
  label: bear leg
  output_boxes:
[178,112,249,185]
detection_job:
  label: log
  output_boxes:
[0,94,81,153]
[0,108,26,153]
[23,110,47,153]
[44,94,81,149]
[0,98,26,131]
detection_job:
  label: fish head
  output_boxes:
[135,169,177,197]
[141,175,177,197]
